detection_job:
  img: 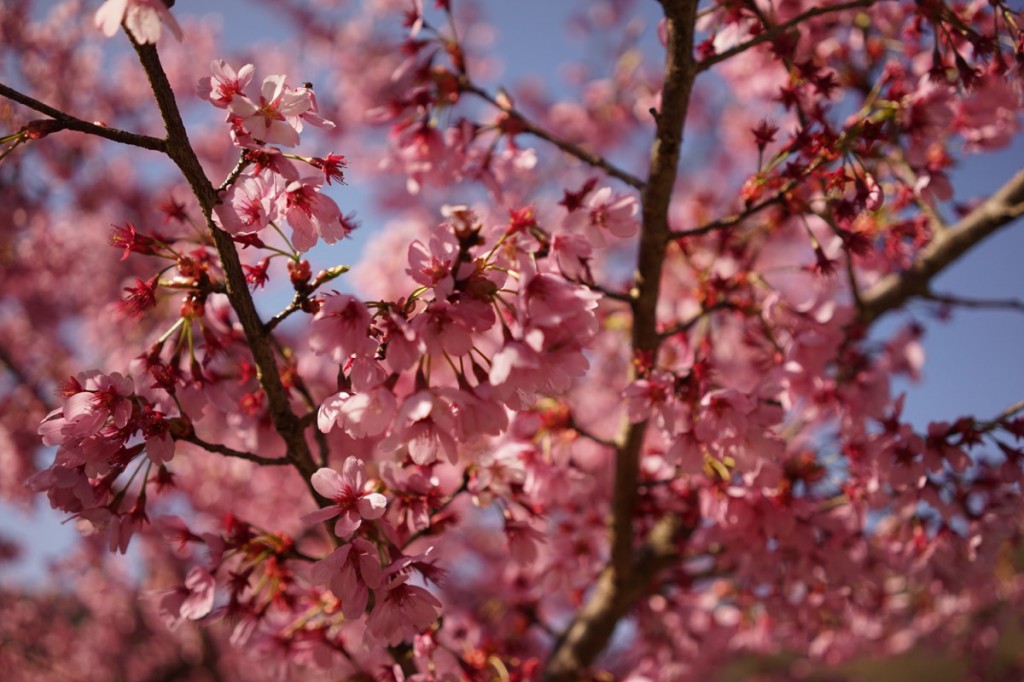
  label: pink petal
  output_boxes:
[301,506,340,525]
[358,493,387,520]
[333,511,362,538]
[310,467,344,498]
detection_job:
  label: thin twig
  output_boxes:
[922,290,1024,313]
[459,78,645,190]
[0,82,167,152]
[994,399,1024,423]
[265,265,349,332]
[669,189,786,239]
[658,300,737,340]
[181,433,290,466]
[697,0,878,72]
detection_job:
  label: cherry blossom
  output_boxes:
[301,459,388,538]
[4,1,1024,680]
[95,0,182,44]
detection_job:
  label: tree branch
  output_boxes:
[180,434,290,466]
[459,78,645,190]
[669,184,788,239]
[696,0,877,72]
[541,1,700,678]
[127,39,326,505]
[921,290,1024,313]
[543,516,692,682]
[0,81,167,152]
[858,167,1024,325]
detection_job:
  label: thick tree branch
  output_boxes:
[858,167,1024,325]
[128,39,325,503]
[546,516,688,676]
[459,78,645,190]
[0,82,167,152]
[541,1,700,679]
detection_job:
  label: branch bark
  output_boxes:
[858,167,1024,325]
[459,79,645,190]
[181,434,291,466]
[0,81,167,152]
[541,1,700,678]
[696,0,877,73]
[128,39,325,502]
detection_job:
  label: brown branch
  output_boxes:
[991,399,1024,427]
[180,433,290,466]
[0,81,167,152]
[265,265,349,332]
[459,79,645,190]
[541,1,700,679]
[543,516,692,681]
[697,0,878,72]
[921,290,1024,313]
[127,39,326,506]
[658,300,737,339]
[669,185,788,239]
[858,167,1024,325]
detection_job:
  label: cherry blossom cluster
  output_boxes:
[199,60,349,252]
[2,0,1024,680]
[30,371,175,553]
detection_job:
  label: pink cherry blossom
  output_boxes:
[158,566,216,630]
[407,227,460,297]
[212,172,281,236]
[307,293,376,363]
[382,390,459,465]
[228,75,316,147]
[562,186,640,245]
[95,0,183,44]
[310,537,383,619]
[281,177,346,251]
[301,458,388,538]
[367,572,442,646]
[318,386,397,439]
[198,60,255,109]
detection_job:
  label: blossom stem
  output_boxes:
[458,77,645,190]
[181,433,291,466]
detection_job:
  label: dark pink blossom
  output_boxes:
[310,537,383,619]
[367,572,442,646]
